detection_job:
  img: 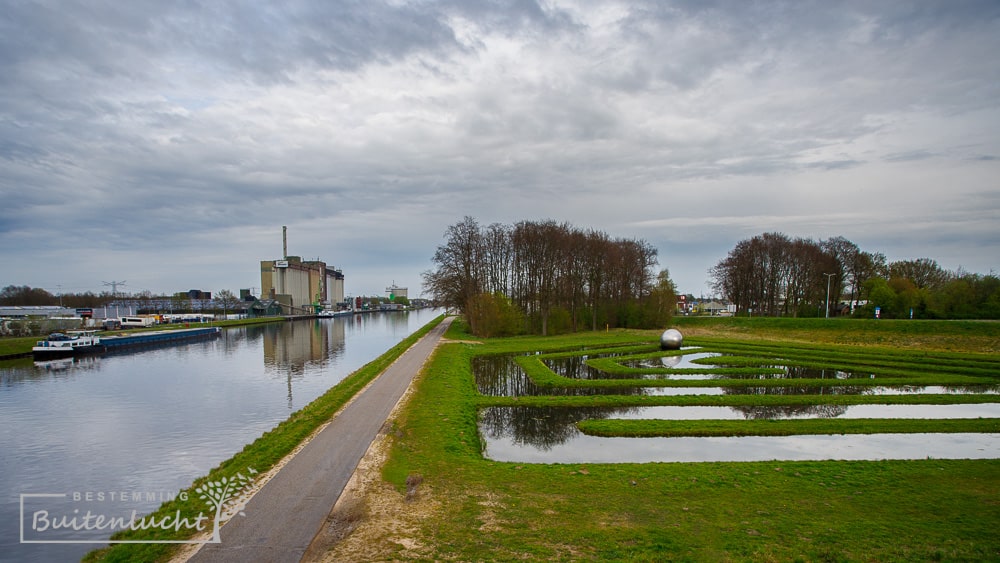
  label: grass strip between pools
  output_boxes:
[577,417,1000,437]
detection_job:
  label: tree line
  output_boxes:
[0,286,105,308]
[709,232,1000,319]
[423,217,675,336]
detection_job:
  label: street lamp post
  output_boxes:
[823,273,835,319]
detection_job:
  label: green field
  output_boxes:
[328,317,1000,562]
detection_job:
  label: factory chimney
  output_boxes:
[282,226,288,259]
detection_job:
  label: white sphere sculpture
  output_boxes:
[660,328,683,350]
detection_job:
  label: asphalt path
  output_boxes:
[188,316,453,563]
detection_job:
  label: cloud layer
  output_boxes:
[2,0,998,296]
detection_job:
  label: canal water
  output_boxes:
[0,309,440,563]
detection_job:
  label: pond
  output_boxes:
[479,406,1000,463]
[474,350,1000,464]
[546,350,876,380]
[474,355,1000,397]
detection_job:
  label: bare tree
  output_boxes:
[424,218,664,335]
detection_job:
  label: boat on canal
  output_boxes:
[32,326,223,361]
[318,309,353,318]
[32,330,106,359]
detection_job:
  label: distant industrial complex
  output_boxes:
[256,226,408,315]
[0,226,421,337]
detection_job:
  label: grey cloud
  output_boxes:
[1,0,998,295]
[805,160,864,171]
[884,150,937,163]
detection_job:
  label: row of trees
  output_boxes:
[423,217,675,336]
[709,232,1000,319]
[0,285,106,308]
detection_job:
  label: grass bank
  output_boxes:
[327,318,1000,561]
[85,315,444,562]
[673,316,1000,352]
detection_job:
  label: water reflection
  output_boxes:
[473,355,647,397]
[623,352,721,369]
[614,403,1000,420]
[479,406,1000,463]
[474,349,1000,463]
[546,352,876,381]
[474,354,1000,398]
[480,406,636,450]
[481,429,1000,464]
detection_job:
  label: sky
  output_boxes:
[1,1,998,299]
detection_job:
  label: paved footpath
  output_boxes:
[189,316,453,563]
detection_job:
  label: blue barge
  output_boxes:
[102,327,221,351]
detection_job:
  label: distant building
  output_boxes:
[386,284,407,300]
[700,301,728,315]
[0,306,78,319]
[326,268,345,307]
[246,298,284,318]
[185,289,212,300]
[260,256,345,314]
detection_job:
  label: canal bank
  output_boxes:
[71,310,450,561]
[4,310,443,563]
[184,316,453,562]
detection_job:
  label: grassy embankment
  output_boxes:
[340,317,1000,562]
[85,315,444,563]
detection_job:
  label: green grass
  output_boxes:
[373,318,1000,562]
[0,334,41,357]
[85,315,444,562]
[673,316,1000,352]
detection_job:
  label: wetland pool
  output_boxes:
[479,406,1000,463]
[474,351,1000,463]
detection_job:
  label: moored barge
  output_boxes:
[32,327,221,360]
[32,331,106,359]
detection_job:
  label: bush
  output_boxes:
[465,293,525,337]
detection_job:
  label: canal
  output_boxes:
[0,309,441,563]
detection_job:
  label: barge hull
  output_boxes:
[32,345,107,360]
[102,327,221,351]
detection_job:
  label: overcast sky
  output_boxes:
[2,1,998,299]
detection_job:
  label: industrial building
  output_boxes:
[386,284,408,300]
[260,257,345,313]
[259,227,345,314]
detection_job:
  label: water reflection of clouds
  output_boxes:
[474,354,1000,398]
[474,348,1000,463]
[481,425,1000,464]
[612,404,1000,420]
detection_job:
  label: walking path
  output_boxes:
[187,316,453,562]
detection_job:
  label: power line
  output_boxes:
[103,280,127,298]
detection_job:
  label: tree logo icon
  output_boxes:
[194,467,258,542]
